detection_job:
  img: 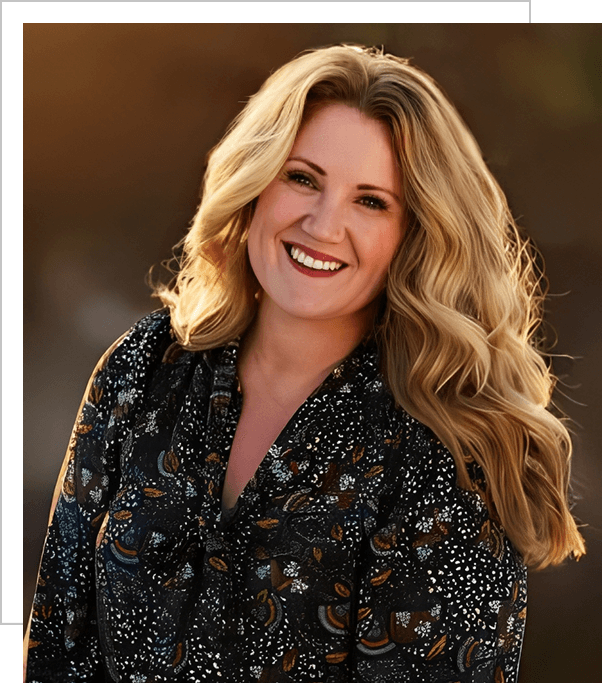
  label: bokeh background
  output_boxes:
[24,24,601,681]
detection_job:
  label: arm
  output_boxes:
[352,433,527,683]
[25,311,170,682]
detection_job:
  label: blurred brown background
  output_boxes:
[24,24,601,681]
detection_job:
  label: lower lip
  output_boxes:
[284,245,346,278]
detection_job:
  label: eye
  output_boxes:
[284,171,390,211]
[285,171,314,187]
[362,194,389,211]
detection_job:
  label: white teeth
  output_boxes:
[289,245,343,271]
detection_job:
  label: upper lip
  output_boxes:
[285,241,348,265]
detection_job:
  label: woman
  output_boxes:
[25,44,585,682]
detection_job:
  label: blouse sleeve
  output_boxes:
[352,430,527,683]
[26,312,170,682]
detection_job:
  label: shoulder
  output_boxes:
[355,356,481,513]
[87,308,176,405]
[377,405,506,561]
[102,308,173,368]
[98,308,174,374]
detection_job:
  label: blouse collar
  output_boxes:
[212,334,381,400]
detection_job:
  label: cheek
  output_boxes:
[246,215,264,276]
[246,196,294,274]
[253,183,304,230]
[361,228,403,281]
[267,194,307,229]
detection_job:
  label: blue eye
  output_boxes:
[285,171,389,211]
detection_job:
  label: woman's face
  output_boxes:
[247,103,405,327]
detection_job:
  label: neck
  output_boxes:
[239,295,377,390]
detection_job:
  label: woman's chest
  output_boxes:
[222,393,305,509]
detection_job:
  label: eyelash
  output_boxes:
[283,170,390,212]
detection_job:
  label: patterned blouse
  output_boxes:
[27,309,527,683]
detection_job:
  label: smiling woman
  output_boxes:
[25,44,584,683]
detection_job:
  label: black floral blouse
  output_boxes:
[27,309,527,683]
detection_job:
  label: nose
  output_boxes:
[301,193,347,244]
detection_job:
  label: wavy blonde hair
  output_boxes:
[153,44,585,569]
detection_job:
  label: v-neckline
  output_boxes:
[220,372,327,515]
[216,336,374,516]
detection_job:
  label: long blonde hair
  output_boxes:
[153,44,585,569]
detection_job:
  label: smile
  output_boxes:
[283,242,348,277]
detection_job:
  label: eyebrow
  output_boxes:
[287,155,402,205]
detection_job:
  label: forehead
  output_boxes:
[291,103,400,185]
